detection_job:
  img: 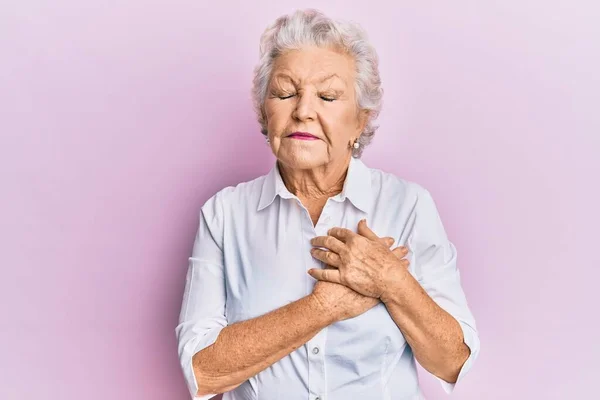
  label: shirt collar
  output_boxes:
[257,156,373,212]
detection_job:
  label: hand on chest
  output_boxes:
[223,199,405,322]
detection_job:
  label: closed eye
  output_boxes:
[278,94,296,100]
[320,96,336,102]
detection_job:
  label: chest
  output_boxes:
[221,196,408,323]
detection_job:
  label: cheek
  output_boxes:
[265,101,292,129]
[321,106,359,142]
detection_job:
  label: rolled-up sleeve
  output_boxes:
[407,187,481,394]
[175,193,227,400]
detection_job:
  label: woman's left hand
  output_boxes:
[308,219,411,299]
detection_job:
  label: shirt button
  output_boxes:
[312,346,320,354]
[315,397,321,400]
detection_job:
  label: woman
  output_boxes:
[176,9,480,400]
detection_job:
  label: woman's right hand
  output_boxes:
[310,238,406,322]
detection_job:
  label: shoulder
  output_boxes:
[365,166,450,248]
[200,173,267,217]
[366,164,434,207]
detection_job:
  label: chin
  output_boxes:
[276,149,327,170]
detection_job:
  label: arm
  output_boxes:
[175,191,336,400]
[381,264,471,383]
[307,187,480,393]
[193,294,332,397]
[381,188,480,393]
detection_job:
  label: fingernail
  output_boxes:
[402,246,409,253]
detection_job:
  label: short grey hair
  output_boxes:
[251,9,383,158]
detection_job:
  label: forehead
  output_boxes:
[271,46,355,85]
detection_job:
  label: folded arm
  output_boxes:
[175,193,334,399]
[191,292,332,397]
[381,188,480,393]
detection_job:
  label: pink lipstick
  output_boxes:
[287,132,319,140]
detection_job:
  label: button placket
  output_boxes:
[307,332,326,400]
[316,199,334,233]
[307,201,335,400]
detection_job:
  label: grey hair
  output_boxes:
[251,9,383,158]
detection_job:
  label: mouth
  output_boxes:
[286,131,320,140]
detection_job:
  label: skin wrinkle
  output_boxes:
[191,45,469,396]
[264,47,367,223]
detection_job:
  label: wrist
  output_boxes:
[307,293,338,325]
[380,266,410,305]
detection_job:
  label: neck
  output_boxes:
[278,156,352,200]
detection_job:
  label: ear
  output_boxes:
[261,105,268,126]
[356,109,369,134]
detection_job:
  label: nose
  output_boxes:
[292,92,316,122]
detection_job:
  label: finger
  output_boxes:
[310,235,346,254]
[327,227,356,243]
[392,246,409,262]
[381,237,395,247]
[307,267,342,284]
[357,219,380,241]
[310,248,342,267]
[392,246,408,257]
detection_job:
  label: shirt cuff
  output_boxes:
[437,321,480,394]
[182,328,224,400]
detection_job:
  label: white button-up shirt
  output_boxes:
[175,157,480,400]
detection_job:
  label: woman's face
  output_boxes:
[263,46,367,170]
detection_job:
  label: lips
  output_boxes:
[287,132,319,140]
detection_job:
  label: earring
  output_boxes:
[353,140,360,149]
[265,136,270,145]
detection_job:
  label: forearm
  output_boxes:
[381,270,470,383]
[193,294,333,396]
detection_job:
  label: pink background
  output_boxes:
[2,1,599,399]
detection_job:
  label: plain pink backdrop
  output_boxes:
[2,1,599,399]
